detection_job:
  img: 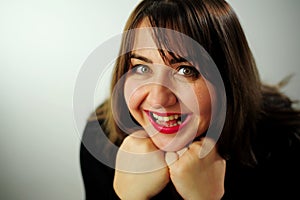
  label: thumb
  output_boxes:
[165,152,178,166]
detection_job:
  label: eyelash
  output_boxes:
[131,64,152,74]
[176,65,200,78]
[130,64,200,79]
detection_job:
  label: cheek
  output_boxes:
[124,78,146,111]
[174,81,212,117]
[194,81,213,118]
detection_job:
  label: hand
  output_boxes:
[166,138,226,200]
[113,130,170,200]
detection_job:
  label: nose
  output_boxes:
[146,84,177,109]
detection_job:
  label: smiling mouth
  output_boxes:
[145,110,190,134]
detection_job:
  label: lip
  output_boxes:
[144,110,191,134]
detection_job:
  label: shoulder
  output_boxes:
[223,84,300,199]
[80,119,119,168]
[254,84,300,165]
[255,85,300,162]
[80,119,121,199]
[224,125,300,199]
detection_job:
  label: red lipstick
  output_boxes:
[145,110,191,134]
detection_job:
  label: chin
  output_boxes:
[150,134,193,152]
[143,125,200,152]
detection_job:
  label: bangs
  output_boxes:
[145,1,198,65]
[124,25,211,76]
[120,0,223,83]
[122,0,213,73]
[146,1,189,34]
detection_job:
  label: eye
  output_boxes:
[177,65,200,78]
[132,64,152,74]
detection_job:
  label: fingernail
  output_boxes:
[176,147,188,157]
[165,152,178,166]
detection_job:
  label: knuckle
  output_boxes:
[188,138,218,159]
[121,135,135,146]
[188,141,202,153]
[170,162,186,177]
[121,135,156,153]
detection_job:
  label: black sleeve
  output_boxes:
[80,120,120,200]
[222,127,300,200]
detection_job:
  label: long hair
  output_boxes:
[93,0,299,165]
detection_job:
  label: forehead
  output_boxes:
[132,30,157,51]
[131,31,191,65]
[131,19,189,56]
[127,18,211,68]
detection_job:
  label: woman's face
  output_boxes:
[123,23,215,152]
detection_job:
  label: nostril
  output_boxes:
[169,94,178,104]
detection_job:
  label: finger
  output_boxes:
[188,138,217,159]
[121,135,156,152]
[116,148,166,173]
[176,147,188,157]
[165,152,179,166]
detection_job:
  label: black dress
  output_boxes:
[80,119,300,200]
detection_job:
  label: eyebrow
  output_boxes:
[130,53,153,63]
[169,57,188,64]
[130,53,190,65]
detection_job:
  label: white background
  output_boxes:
[0,0,299,199]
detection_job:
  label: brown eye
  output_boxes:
[177,65,199,78]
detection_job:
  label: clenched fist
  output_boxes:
[166,138,226,200]
[113,130,170,200]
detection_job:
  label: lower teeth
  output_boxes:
[155,120,181,127]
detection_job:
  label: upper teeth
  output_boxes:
[152,113,180,122]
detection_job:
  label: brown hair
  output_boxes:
[92,0,299,165]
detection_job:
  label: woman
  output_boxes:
[80,0,300,199]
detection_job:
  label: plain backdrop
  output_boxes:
[0,0,299,199]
